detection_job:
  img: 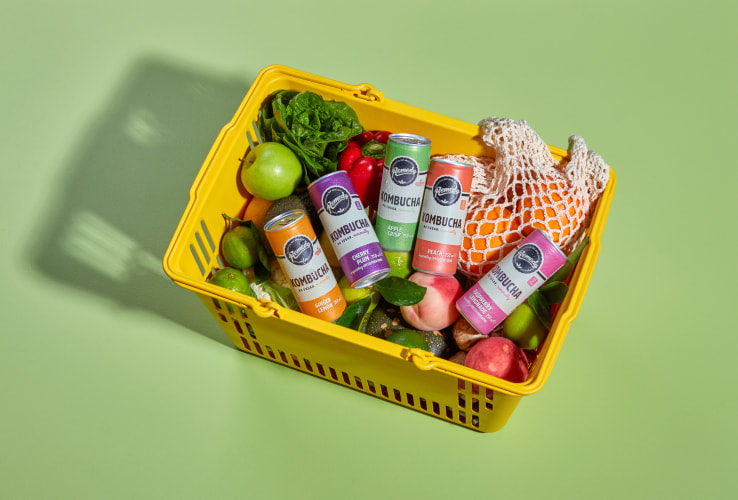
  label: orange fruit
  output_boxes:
[241,195,275,230]
[517,177,584,246]
[460,203,522,278]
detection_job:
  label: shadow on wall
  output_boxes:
[27,56,253,347]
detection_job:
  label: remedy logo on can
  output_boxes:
[512,244,543,274]
[390,157,418,186]
[433,175,462,206]
[322,186,352,216]
[285,235,314,266]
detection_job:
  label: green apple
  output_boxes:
[240,142,303,200]
[502,303,548,350]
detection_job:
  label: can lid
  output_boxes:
[263,208,305,232]
[388,133,431,146]
[431,157,474,168]
[306,170,348,191]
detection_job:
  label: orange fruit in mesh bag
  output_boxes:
[460,202,523,279]
[518,176,586,246]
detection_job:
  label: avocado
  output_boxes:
[364,302,449,357]
[263,190,321,232]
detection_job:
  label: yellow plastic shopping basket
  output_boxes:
[163,64,616,432]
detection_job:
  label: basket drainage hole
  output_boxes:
[328,367,338,381]
[393,389,401,402]
[354,377,363,390]
[432,402,440,415]
[459,410,467,424]
[266,346,276,359]
[316,363,325,377]
[254,342,263,355]
[472,416,480,428]
[233,321,243,335]
[341,372,351,385]
[290,354,301,368]
[303,358,313,372]
[380,385,389,398]
[445,406,453,420]
[246,323,256,339]
[278,350,288,364]
[458,394,466,408]
[240,337,251,351]
[486,402,494,411]
[367,381,376,394]
[472,399,479,413]
[419,398,427,411]
[406,393,415,406]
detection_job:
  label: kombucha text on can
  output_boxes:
[412,158,474,275]
[374,133,432,252]
[455,229,567,335]
[308,171,390,288]
[264,209,346,322]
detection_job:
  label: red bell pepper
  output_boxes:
[338,130,391,211]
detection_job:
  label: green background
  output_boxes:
[2,1,736,498]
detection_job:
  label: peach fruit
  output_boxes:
[400,272,463,331]
[464,336,529,383]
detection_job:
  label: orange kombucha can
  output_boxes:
[264,209,346,322]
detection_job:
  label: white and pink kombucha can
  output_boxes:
[455,229,567,335]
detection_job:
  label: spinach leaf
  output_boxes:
[258,90,363,184]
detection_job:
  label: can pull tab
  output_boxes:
[352,84,383,103]
[401,348,439,371]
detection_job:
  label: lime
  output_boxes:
[208,267,252,296]
[385,329,431,351]
[384,250,412,279]
[338,275,372,304]
[502,303,548,350]
[221,225,260,269]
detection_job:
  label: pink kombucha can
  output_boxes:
[412,158,474,275]
[456,229,567,335]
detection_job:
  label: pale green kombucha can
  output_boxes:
[375,134,432,251]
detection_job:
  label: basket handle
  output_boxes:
[401,348,439,371]
[249,300,279,319]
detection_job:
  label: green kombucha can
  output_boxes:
[375,133,432,251]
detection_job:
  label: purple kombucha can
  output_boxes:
[412,158,474,275]
[456,229,567,335]
[308,171,390,288]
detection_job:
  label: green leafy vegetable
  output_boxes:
[527,291,552,330]
[336,294,378,331]
[258,90,364,184]
[546,236,590,284]
[539,281,569,305]
[261,281,299,311]
[370,276,427,306]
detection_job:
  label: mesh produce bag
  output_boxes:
[443,117,610,281]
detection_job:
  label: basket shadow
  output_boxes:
[27,56,252,347]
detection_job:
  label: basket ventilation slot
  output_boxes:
[219,303,490,429]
